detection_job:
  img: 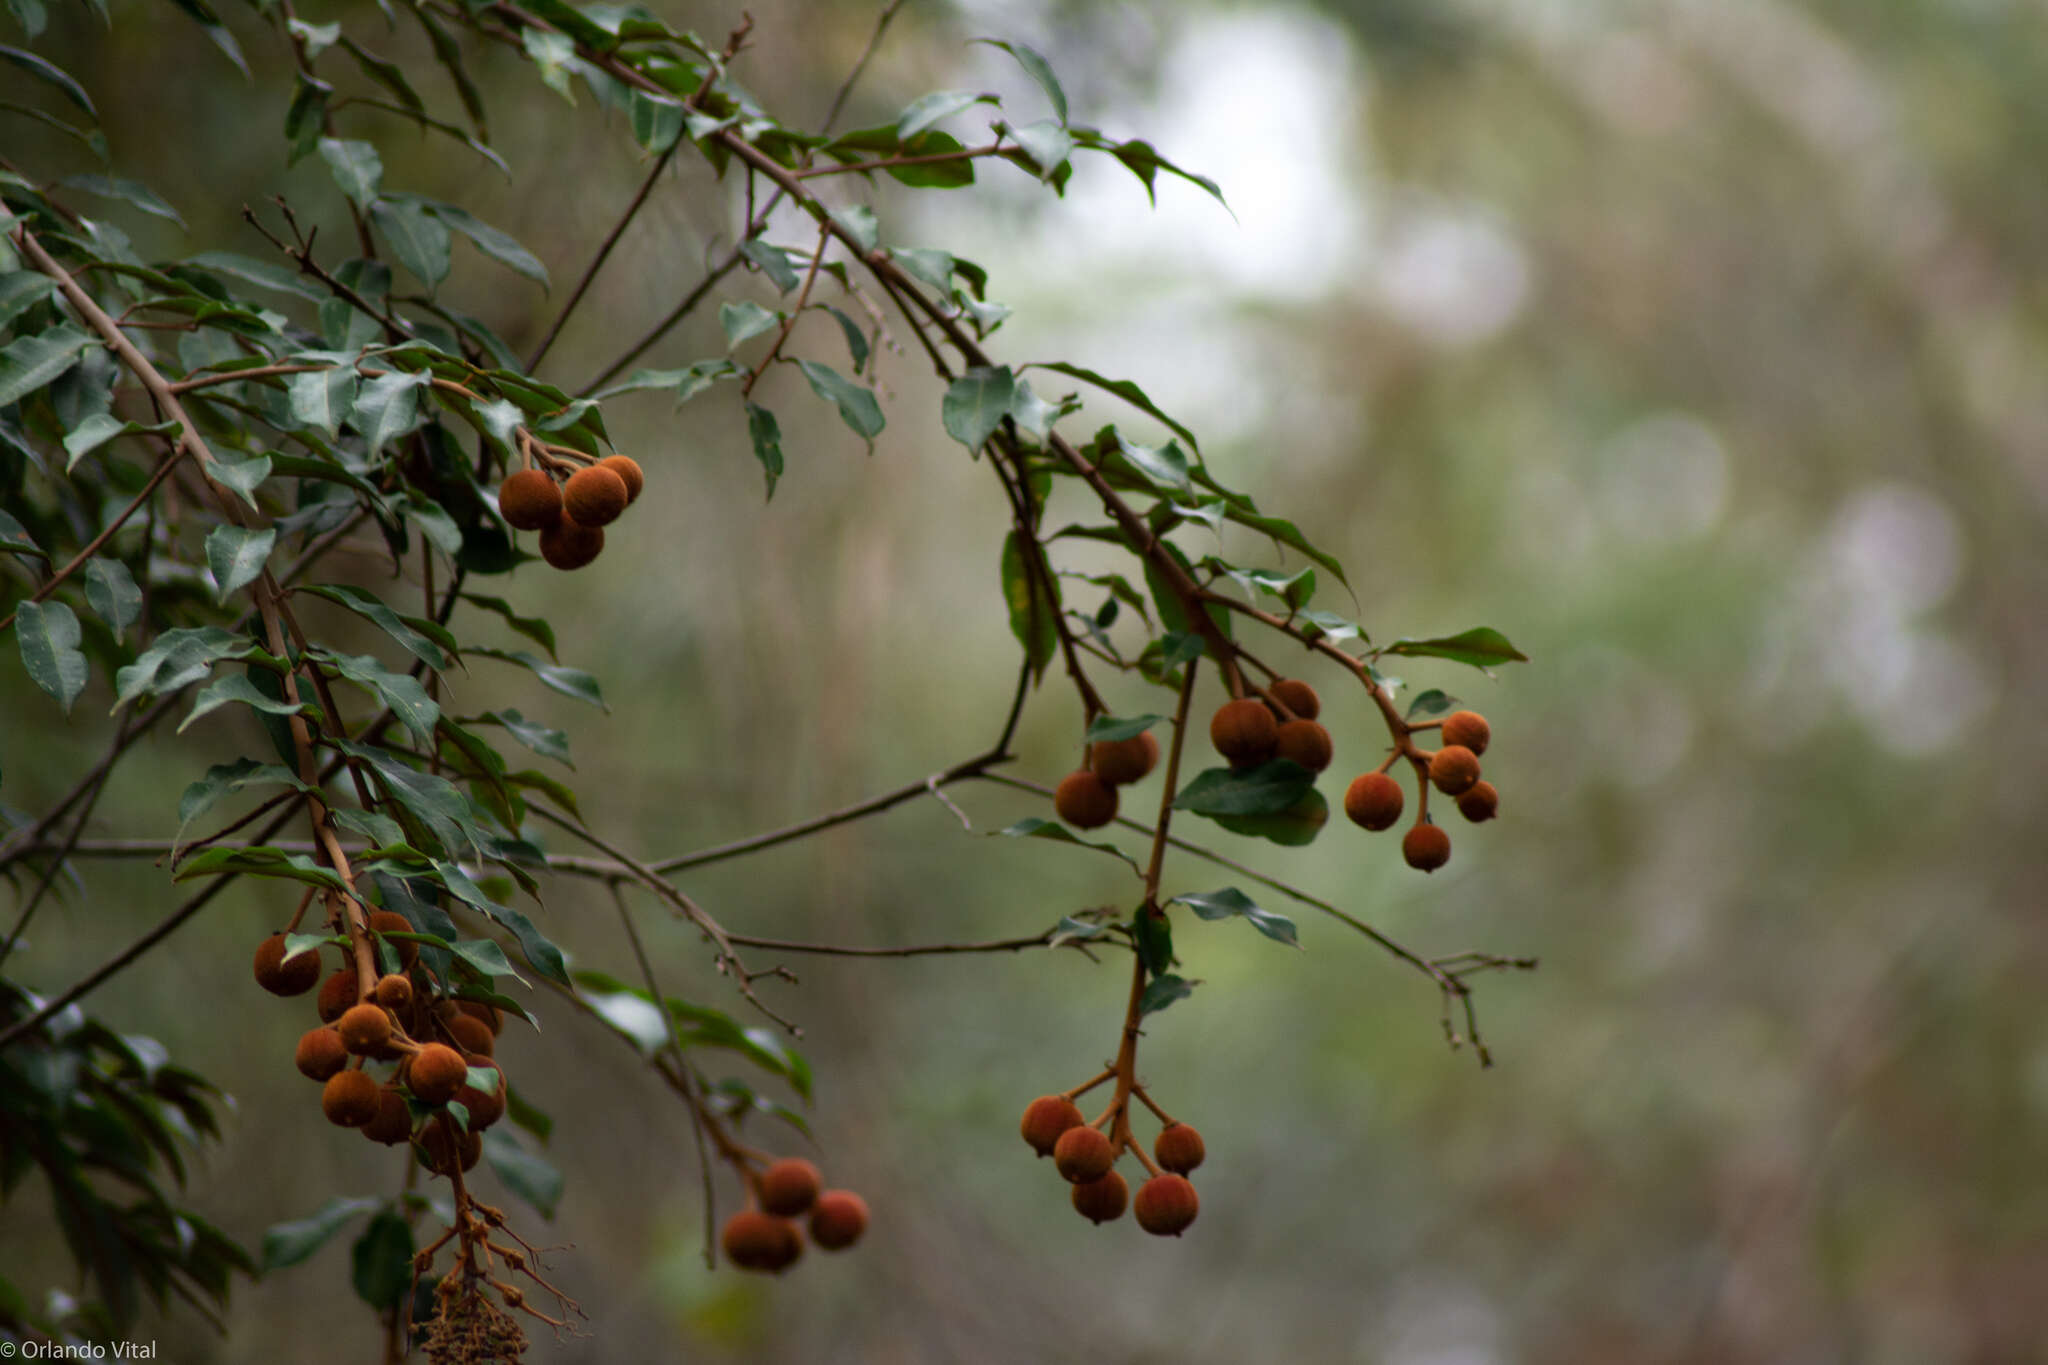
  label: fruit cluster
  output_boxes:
[496,452,645,571]
[719,1156,869,1274]
[1342,708,1496,873]
[1053,726,1161,829]
[254,911,510,1172]
[1019,1093,1202,1237]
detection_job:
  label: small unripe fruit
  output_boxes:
[1211,698,1279,768]
[1429,745,1481,797]
[374,973,413,1011]
[1089,731,1160,786]
[809,1190,868,1251]
[1134,1174,1199,1237]
[337,1002,394,1055]
[1267,678,1321,721]
[760,1158,824,1217]
[1054,770,1118,830]
[417,1121,482,1175]
[295,1026,349,1081]
[1020,1095,1085,1157]
[409,1043,468,1106]
[446,1012,495,1058]
[367,911,419,970]
[455,1056,504,1130]
[1274,720,1333,774]
[1071,1170,1128,1225]
[254,933,321,997]
[723,1210,803,1272]
[1343,773,1404,832]
[456,1000,505,1037]
[1403,822,1452,873]
[497,469,561,531]
[563,465,629,528]
[316,968,359,1023]
[321,1069,381,1128]
[362,1086,414,1145]
[1441,710,1490,756]
[1053,1125,1116,1184]
[539,517,604,570]
[1153,1123,1206,1175]
[598,454,644,504]
[1457,781,1498,823]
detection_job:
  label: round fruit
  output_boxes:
[1053,1125,1116,1184]
[337,1002,394,1055]
[1020,1095,1085,1157]
[1154,1123,1206,1175]
[809,1190,868,1251]
[597,454,644,504]
[1274,719,1333,774]
[455,1055,504,1130]
[362,1086,414,1145]
[1343,773,1405,832]
[366,911,418,970]
[1134,1174,1199,1237]
[373,973,413,1011]
[539,517,603,570]
[321,1069,382,1128]
[417,1120,482,1175]
[253,933,321,997]
[563,465,629,528]
[1211,698,1279,768]
[760,1158,824,1217]
[446,1012,495,1058]
[1267,678,1321,721]
[1441,709,1490,756]
[1089,731,1160,787]
[723,1210,803,1272]
[408,1043,468,1107]
[316,968,360,1023]
[1071,1170,1128,1225]
[1456,781,1499,823]
[1403,822,1452,873]
[1054,770,1118,830]
[497,469,561,531]
[456,1000,505,1037]
[1428,745,1481,797]
[295,1026,348,1081]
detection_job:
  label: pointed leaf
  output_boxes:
[942,365,1014,453]
[203,525,274,603]
[1171,887,1301,948]
[83,557,140,641]
[14,599,87,713]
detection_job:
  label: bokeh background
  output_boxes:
[6,0,2048,1360]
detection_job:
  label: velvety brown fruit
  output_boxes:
[1153,1123,1206,1175]
[760,1158,824,1217]
[417,1121,482,1175]
[497,469,561,531]
[1403,822,1452,873]
[361,1086,414,1145]
[456,999,505,1036]
[367,911,419,969]
[337,1002,394,1055]
[446,1013,495,1058]
[254,933,321,997]
[1267,678,1321,721]
[295,1026,349,1081]
[316,968,359,1023]
[539,517,604,570]
[1274,719,1333,774]
[598,454,644,504]
[321,1069,382,1128]
[809,1190,869,1251]
[1211,698,1279,768]
[1429,745,1482,797]
[1054,770,1119,830]
[373,973,413,1011]
[723,1210,804,1272]
[1441,709,1490,756]
[455,1056,505,1130]
[1457,781,1499,823]
[1071,1170,1129,1225]
[563,465,629,528]
[1020,1095,1086,1157]
[1343,773,1405,832]
[1089,731,1160,786]
[408,1043,468,1106]
[1053,1125,1116,1184]
[1134,1174,1200,1237]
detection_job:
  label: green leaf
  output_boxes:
[475,709,571,766]
[175,758,307,828]
[371,200,451,289]
[826,126,977,188]
[204,525,274,603]
[0,507,42,559]
[1106,430,1189,491]
[1099,136,1229,210]
[186,251,325,302]
[57,174,183,227]
[0,270,54,328]
[350,1211,413,1312]
[262,1197,380,1271]
[1406,689,1460,720]
[1171,887,1301,948]
[286,358,357,437]
[1000,530,1057,682]
[208,451,271,506]
[112,625,259,708]
[888,246,957,296]
[351,368,427,453]
[449,937,523,985]
[823,306,870,374]
[1032,361,1200,455]
[1007,118,1073,179]
[942,365,1014,453]
[1384,627,1530,670]
[630,88,684,151]
[718,300,779,348]
[472,648,606,710]
[297,583,455,671]
[14,599,87,713]
[1085,713,1164,743]
[828,203,880,254]
[173,846,346,892]
[461,593,556,659]
[1218,505,1351,591]
[1138,973,1194,1017]
[322,651,440,747]
[400,198,549,286]
[592,358,738,405]
[317,138,383,210]
[1210,786,1329,848]
[0,324,94,410]
[179,673,311,733]
[0,44,96,117]
[740,239,800,292]
[1172,761,1316,817]
[795,359,885,441]
[991,817,1140,876]
[481,1130,563,1219]
[972,37,1067,123]
[744,401,783,499]
[897,89,996,140]
[83,557,140,641]
[1132,908,1173,976]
